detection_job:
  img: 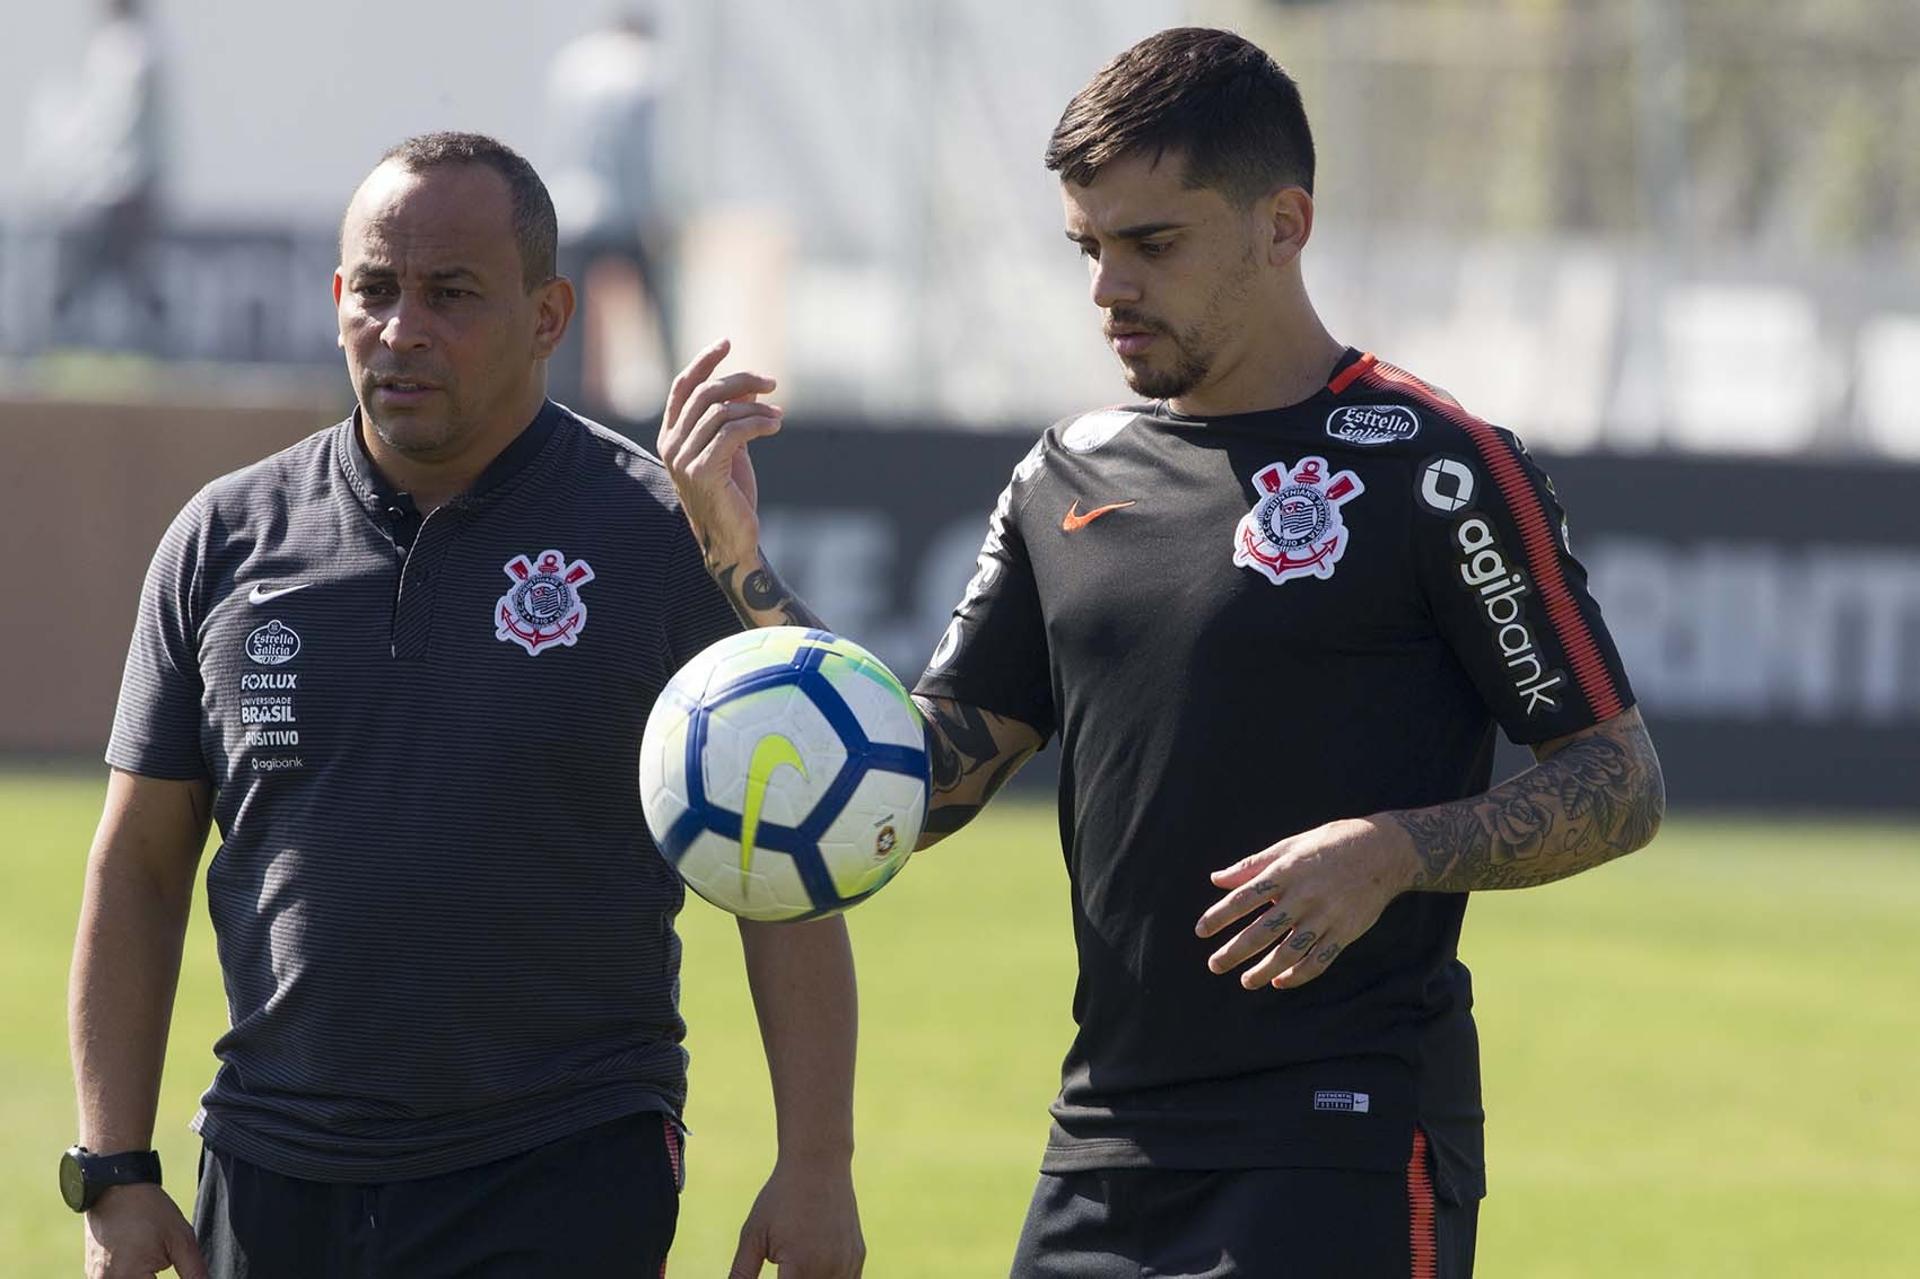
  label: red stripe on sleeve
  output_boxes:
[1408,1128,1438,1279]
[1361,361,1625,723]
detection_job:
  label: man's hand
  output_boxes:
[729,1155,865,1278]
[1194,817,1416,990]
[83,1183,208,1279]
[657,338,784,571]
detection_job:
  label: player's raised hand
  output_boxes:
[657,338,783,571]
[1194,817,1417,991]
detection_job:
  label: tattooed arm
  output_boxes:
[657,342,1044,849]
[1196,707,1663,991]
[910,696,1044,848]
[1389,706,1663,891]
[703,548,1043,847]
[706,551,829,631]
[652,341,836,636]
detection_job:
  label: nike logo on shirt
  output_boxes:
[247,583,313,605]
[1062,500,1137,532]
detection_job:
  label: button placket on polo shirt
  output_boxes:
[391,508,461,659]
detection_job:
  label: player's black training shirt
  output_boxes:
[106,402,740,1181]
[916,350,1634,1200]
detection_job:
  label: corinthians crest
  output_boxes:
[495,549,595,655]
[1232,455,1365,586]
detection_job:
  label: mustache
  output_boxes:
[1103,310,1171,337]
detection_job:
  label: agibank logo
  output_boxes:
[1454,517,1567,716]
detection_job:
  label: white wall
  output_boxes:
[2,0,630,223]
[2,0,1184,419]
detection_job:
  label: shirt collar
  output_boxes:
[1150,348,1368,428]
[343,399,566,508]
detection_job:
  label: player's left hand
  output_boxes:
[729,1154,865,1278]
[1195,817,1417,990]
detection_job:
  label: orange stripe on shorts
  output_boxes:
[1408,1128,1438,1279]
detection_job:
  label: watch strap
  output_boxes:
[64,1147,163,1211]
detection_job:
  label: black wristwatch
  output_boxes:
[59,1146,163,1212]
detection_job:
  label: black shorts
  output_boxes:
[193,1111,683,1279]
[1010,1130,1477,1278]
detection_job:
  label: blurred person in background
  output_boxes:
[25,0,166,349]
[66,132,863,1279]
[658,27,1663,1279]
[544,5,677,415]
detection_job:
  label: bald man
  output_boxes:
[67,132,863,1279]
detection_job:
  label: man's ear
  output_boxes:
[1265,187,1314,268]
[532,275,576,359]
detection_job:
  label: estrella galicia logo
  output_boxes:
[1326,404,1420,447]
[245,619,301,666]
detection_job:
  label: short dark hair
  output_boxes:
[371,131,558,288]
[1045,28,1315,204]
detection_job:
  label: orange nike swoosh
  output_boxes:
[1062,500,1137,532]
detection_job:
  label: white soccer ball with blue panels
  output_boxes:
[639,627,930,921]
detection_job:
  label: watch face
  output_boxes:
[59,1150,86,1211]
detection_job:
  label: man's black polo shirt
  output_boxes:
[106,401,740,1182]
[916,350,1636,1202]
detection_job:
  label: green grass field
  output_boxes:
[5,773,1917,1276]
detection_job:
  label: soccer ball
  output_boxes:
[639,626,930,921]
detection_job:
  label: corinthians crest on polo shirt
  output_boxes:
[495,549,594,655]
[1232,455,1365,586]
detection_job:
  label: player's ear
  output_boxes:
[1265,187,1313,268]
[531,275,575,359]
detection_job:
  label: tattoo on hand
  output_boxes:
[1287,929,1317,952]
[1261,910,1292,934]
[1314,941,1342,964]
[1392,714,1664,891]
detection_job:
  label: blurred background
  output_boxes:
[2,1,1916,1274]
[5,0,1920,806]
